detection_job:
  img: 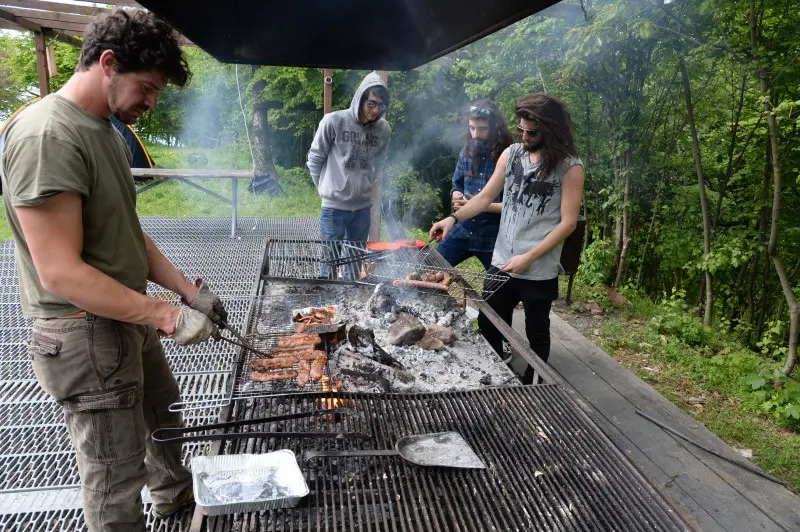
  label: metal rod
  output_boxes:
[135,177,168,195]
[231,176,238,238]
[175,176,234,205]
[635,409,790,488]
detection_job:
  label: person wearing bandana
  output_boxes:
[430,94,585,383]
[436,100,512,270]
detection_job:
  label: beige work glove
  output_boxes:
[183,279,228,324]
[170,307,219,345]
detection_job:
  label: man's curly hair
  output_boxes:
[77,9,191,88]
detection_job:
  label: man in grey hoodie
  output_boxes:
[307,72,392,274]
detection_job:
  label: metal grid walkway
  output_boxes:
[0,216,320,530]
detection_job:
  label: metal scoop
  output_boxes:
[304,431,485,469]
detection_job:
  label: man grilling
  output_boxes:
[0,10,224,530]
[437,100,512,270]
[429,94,585,383]
[307,72,392,276]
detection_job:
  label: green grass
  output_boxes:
[0,145,322,241]
[559,276,800,492]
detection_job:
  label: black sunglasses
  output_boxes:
[366,99,387,111]
[517,125,538,137]
[469,106,492,119]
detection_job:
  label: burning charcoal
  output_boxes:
[479,374,492,386]
[387,312,426,346]
[367,283,394,316]
[416,333,444,351]
[426,324,456,345]
[345,324,375,349]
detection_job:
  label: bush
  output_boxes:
[743,371,800,427]
[577,238,615,286]
[649,291,713,347]
[383,163,443,229]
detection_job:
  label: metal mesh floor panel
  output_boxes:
[203,387,686,532]
[0,503,192,532]
[0,217,321,527]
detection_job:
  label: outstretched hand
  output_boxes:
[429,216,456,242]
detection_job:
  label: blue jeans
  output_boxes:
[320,207,371,278]
[436,235,494,270]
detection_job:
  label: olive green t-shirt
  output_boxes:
[0,94,148,318]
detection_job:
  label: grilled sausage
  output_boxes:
[251,370,298,381]
[289,349,328,361]
[248,357,295,371]
[310,354,327,380]
[393,279,450,291]
[442,272,452,286]
[297,359,311,386]
[277,334,321,348]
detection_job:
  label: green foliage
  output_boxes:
[649,290,714,348]
[383,163,443,228]
[577,238,615,286]
[743,371,800,427]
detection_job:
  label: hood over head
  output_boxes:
[350,71,389,124]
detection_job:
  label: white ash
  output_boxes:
[260,281,520,393]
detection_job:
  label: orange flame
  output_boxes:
[317,375,349,417]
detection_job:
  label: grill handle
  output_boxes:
[304,449,399,463]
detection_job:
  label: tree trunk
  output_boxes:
[583,85,591,253]
[751,0,797,375]
[251,80,278,178]
[679,57,713,327]
[614,148,631,288]
[713,74,747,234]
[369,71,389,242]
[636,190,660,289]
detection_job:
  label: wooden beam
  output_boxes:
[322,69,332,114]
[17,18,87,33]
[0,6,42,31]
[131,168,254,179]
[0,0,106,17]
[3,6,93,26]
[43,28,82,47]
[33,30,49,96]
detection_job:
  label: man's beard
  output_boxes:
[108,77,140,125]
[469,138,489,156]
[523,138,546,152]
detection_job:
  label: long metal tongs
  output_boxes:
[215,319,274,358]
[152,408,367,445]
[324,248,393,268]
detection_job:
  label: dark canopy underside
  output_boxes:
[136,0,562,70]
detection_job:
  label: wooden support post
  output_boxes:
[323,69,333,115]
[369,70,389,242]
[34,31,50,97]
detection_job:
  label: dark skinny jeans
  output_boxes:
[478,267,558,383]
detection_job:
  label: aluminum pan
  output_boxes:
[192,450,309,516]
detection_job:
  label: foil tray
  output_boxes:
[290,305,339,333]
[192,450,309,516]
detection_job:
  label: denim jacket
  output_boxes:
[447,150,502,253]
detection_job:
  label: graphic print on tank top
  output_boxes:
[507,148,557,222]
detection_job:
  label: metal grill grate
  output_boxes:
[0,216,325,525]
[263,239,508,302]
[202,386,686,532]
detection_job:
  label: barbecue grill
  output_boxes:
[198,387,687,531]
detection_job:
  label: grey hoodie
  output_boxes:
[307,72,392,211]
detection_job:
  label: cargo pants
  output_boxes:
[26,313,192,531]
